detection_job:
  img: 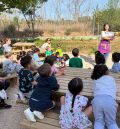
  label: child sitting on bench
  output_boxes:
[24,63,59,122]
[95,51,105,65]
[60,78,92,129]
[111,52,120,73]
[44,55,64,76]
[3,52,19,75]
[69,48,83,68]
[17,55,37,104]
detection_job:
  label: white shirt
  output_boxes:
[41,43,51,49]
[93,75,117,99]
[3,44,12,53]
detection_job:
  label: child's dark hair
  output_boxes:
[34,48,40,53]
[95,51,105,65]
[38,63,51,77]
[55,52,59,57]
[112,52,120,63]
[91,64,109,80]
[63,54,70,61]
[20,55,32,68]
[44,55,57,66]
[27,51,33,56]
[72,48,79,57]
[68,78,83,113]
[17,55,22,61]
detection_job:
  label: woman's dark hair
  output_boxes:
[68,78,83,113]
[20,55,32,68]
[38,63,51,77]
[72,48,79,57]
[44,55,57,66]
[91,65,109,80]
[112,52,120,63]
[63,54,70,61]
[95,51,105,65]
[103,23,111,31]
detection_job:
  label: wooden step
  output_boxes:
[21,111,93,129]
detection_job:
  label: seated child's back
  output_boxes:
[3,53,17,74]
[24,63,59,122]
[69,48,83,68]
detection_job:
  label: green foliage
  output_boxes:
[94,0,120,33]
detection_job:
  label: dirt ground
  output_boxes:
[0,54,119,129]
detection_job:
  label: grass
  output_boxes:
[12,37,120,55]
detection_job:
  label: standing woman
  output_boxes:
[98,23,115,60]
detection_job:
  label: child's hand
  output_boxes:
[32,81,37,86]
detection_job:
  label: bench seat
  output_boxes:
[21,111,93,129]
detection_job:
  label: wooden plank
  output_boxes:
[21,119,60,129]
[4,74,17,80]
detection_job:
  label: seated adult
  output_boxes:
[40,38,52,53]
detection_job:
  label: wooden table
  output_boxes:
[57,68,120,102]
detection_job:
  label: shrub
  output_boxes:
[2,24,16,38]
[64,29,71,36]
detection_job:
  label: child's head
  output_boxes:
[20,55,32,69]
[72,48,79,57]
[91,64,109,80]
[68,78,83,113]
[31,45,36,51]
[34,48,40,54]
[38,63,51,77]
[46,38,51,44]
[55,52,60,58]
[17,55,22,61]
[46,46,51,51]
[4,38,11,45]
[57,43,61,49]
[44,55,57,66]
[27,51,33,56]
[63,54,70,61]
[112,52,120,63]
[95,51,105,65]
[5,52,12,59]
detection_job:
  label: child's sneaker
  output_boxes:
[33,111,44,120]
[24,108,36,122]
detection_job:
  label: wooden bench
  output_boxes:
[21,68,120,129]
[21,111,93,129]
[4,74,17,86]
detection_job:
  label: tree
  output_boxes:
[0,0,48,35]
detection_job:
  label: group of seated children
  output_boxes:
[95,51,120,73]
[21,57,119,129]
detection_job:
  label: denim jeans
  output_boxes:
[92,95,119,129]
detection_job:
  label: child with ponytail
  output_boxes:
[59,78,92,129]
